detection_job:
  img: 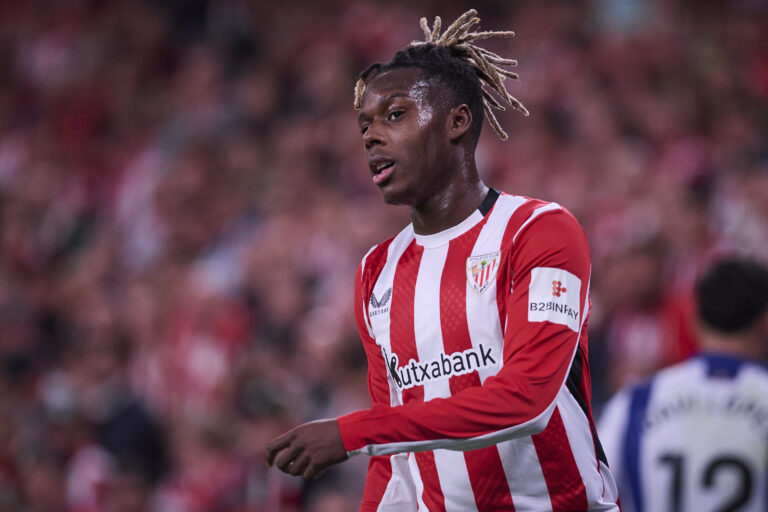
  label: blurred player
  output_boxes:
[266,10,620,511]
[599,258,768,512]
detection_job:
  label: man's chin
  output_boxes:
[377,186,409,206]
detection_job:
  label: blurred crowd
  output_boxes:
[0,0,766,510]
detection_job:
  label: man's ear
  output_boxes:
[448,104,472,143]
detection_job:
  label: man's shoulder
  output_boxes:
[491,193,588,266]
[493,192,584,241]
[359,224,415,278]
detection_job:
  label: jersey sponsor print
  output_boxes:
[381,344,497,390]
[528,267,582,332]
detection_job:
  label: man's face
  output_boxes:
[357,67,455,206]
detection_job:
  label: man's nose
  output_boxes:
[364,123,384,149]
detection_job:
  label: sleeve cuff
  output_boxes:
[337,408,372,454]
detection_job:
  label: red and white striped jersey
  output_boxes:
[337,190,620,512]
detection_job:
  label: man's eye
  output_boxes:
[360,125,369,135]
[388,111,404,121]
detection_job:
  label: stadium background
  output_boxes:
[0,0,766,510]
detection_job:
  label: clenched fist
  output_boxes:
[264,419,349,479]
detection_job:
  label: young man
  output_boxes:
[599,259,768,512]
[266,10,620,511]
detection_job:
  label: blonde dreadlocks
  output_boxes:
[353,9,528,141]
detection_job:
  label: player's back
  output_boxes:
[599,353,768,512]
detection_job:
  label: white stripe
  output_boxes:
[376,454,419,512]
[512,202,562,243]
[467,194,526,384]
[354,267,592,456]
[414,246,451,401]
[408,453,428,511]
[414,247,477,511]
[433,449,478,512]
[375,457,398,512]
[361,245,377,339]
[497,437,553,512]
[369,226,414,407]
[559,390,610,508]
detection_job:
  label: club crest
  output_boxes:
[466,251,501,294]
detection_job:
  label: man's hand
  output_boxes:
[264,419,348,479]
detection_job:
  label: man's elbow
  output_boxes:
[523,401,557,436]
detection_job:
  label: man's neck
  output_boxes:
[698,327,764,361]
[410,179,488,235]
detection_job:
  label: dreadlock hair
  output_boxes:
[353,9,528,143]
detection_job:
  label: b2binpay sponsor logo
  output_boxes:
[381,345,497,390]
[528,267,582,332]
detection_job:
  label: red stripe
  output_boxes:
[415,452,446,512]
[532,407,589,511]
[359,456,393,511]
[390,240,423,404]
[507,198,551,243]
[391,241,447,509]
[441,233,516,511]
[495,197,550,343]
[441,232,481,393]
[465,447,516,511]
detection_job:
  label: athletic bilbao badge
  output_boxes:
[466,252,501,295]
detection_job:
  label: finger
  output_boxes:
[265,432,294,466]
[303,461,325,480]
[312,469,326,480]
[289,453,311,476]
[275,444,304,473]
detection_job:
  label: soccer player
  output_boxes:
[598,258,768,512]
[266,10,620,511]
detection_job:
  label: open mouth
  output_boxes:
[373,161,394,175]
[370,159,396,186]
